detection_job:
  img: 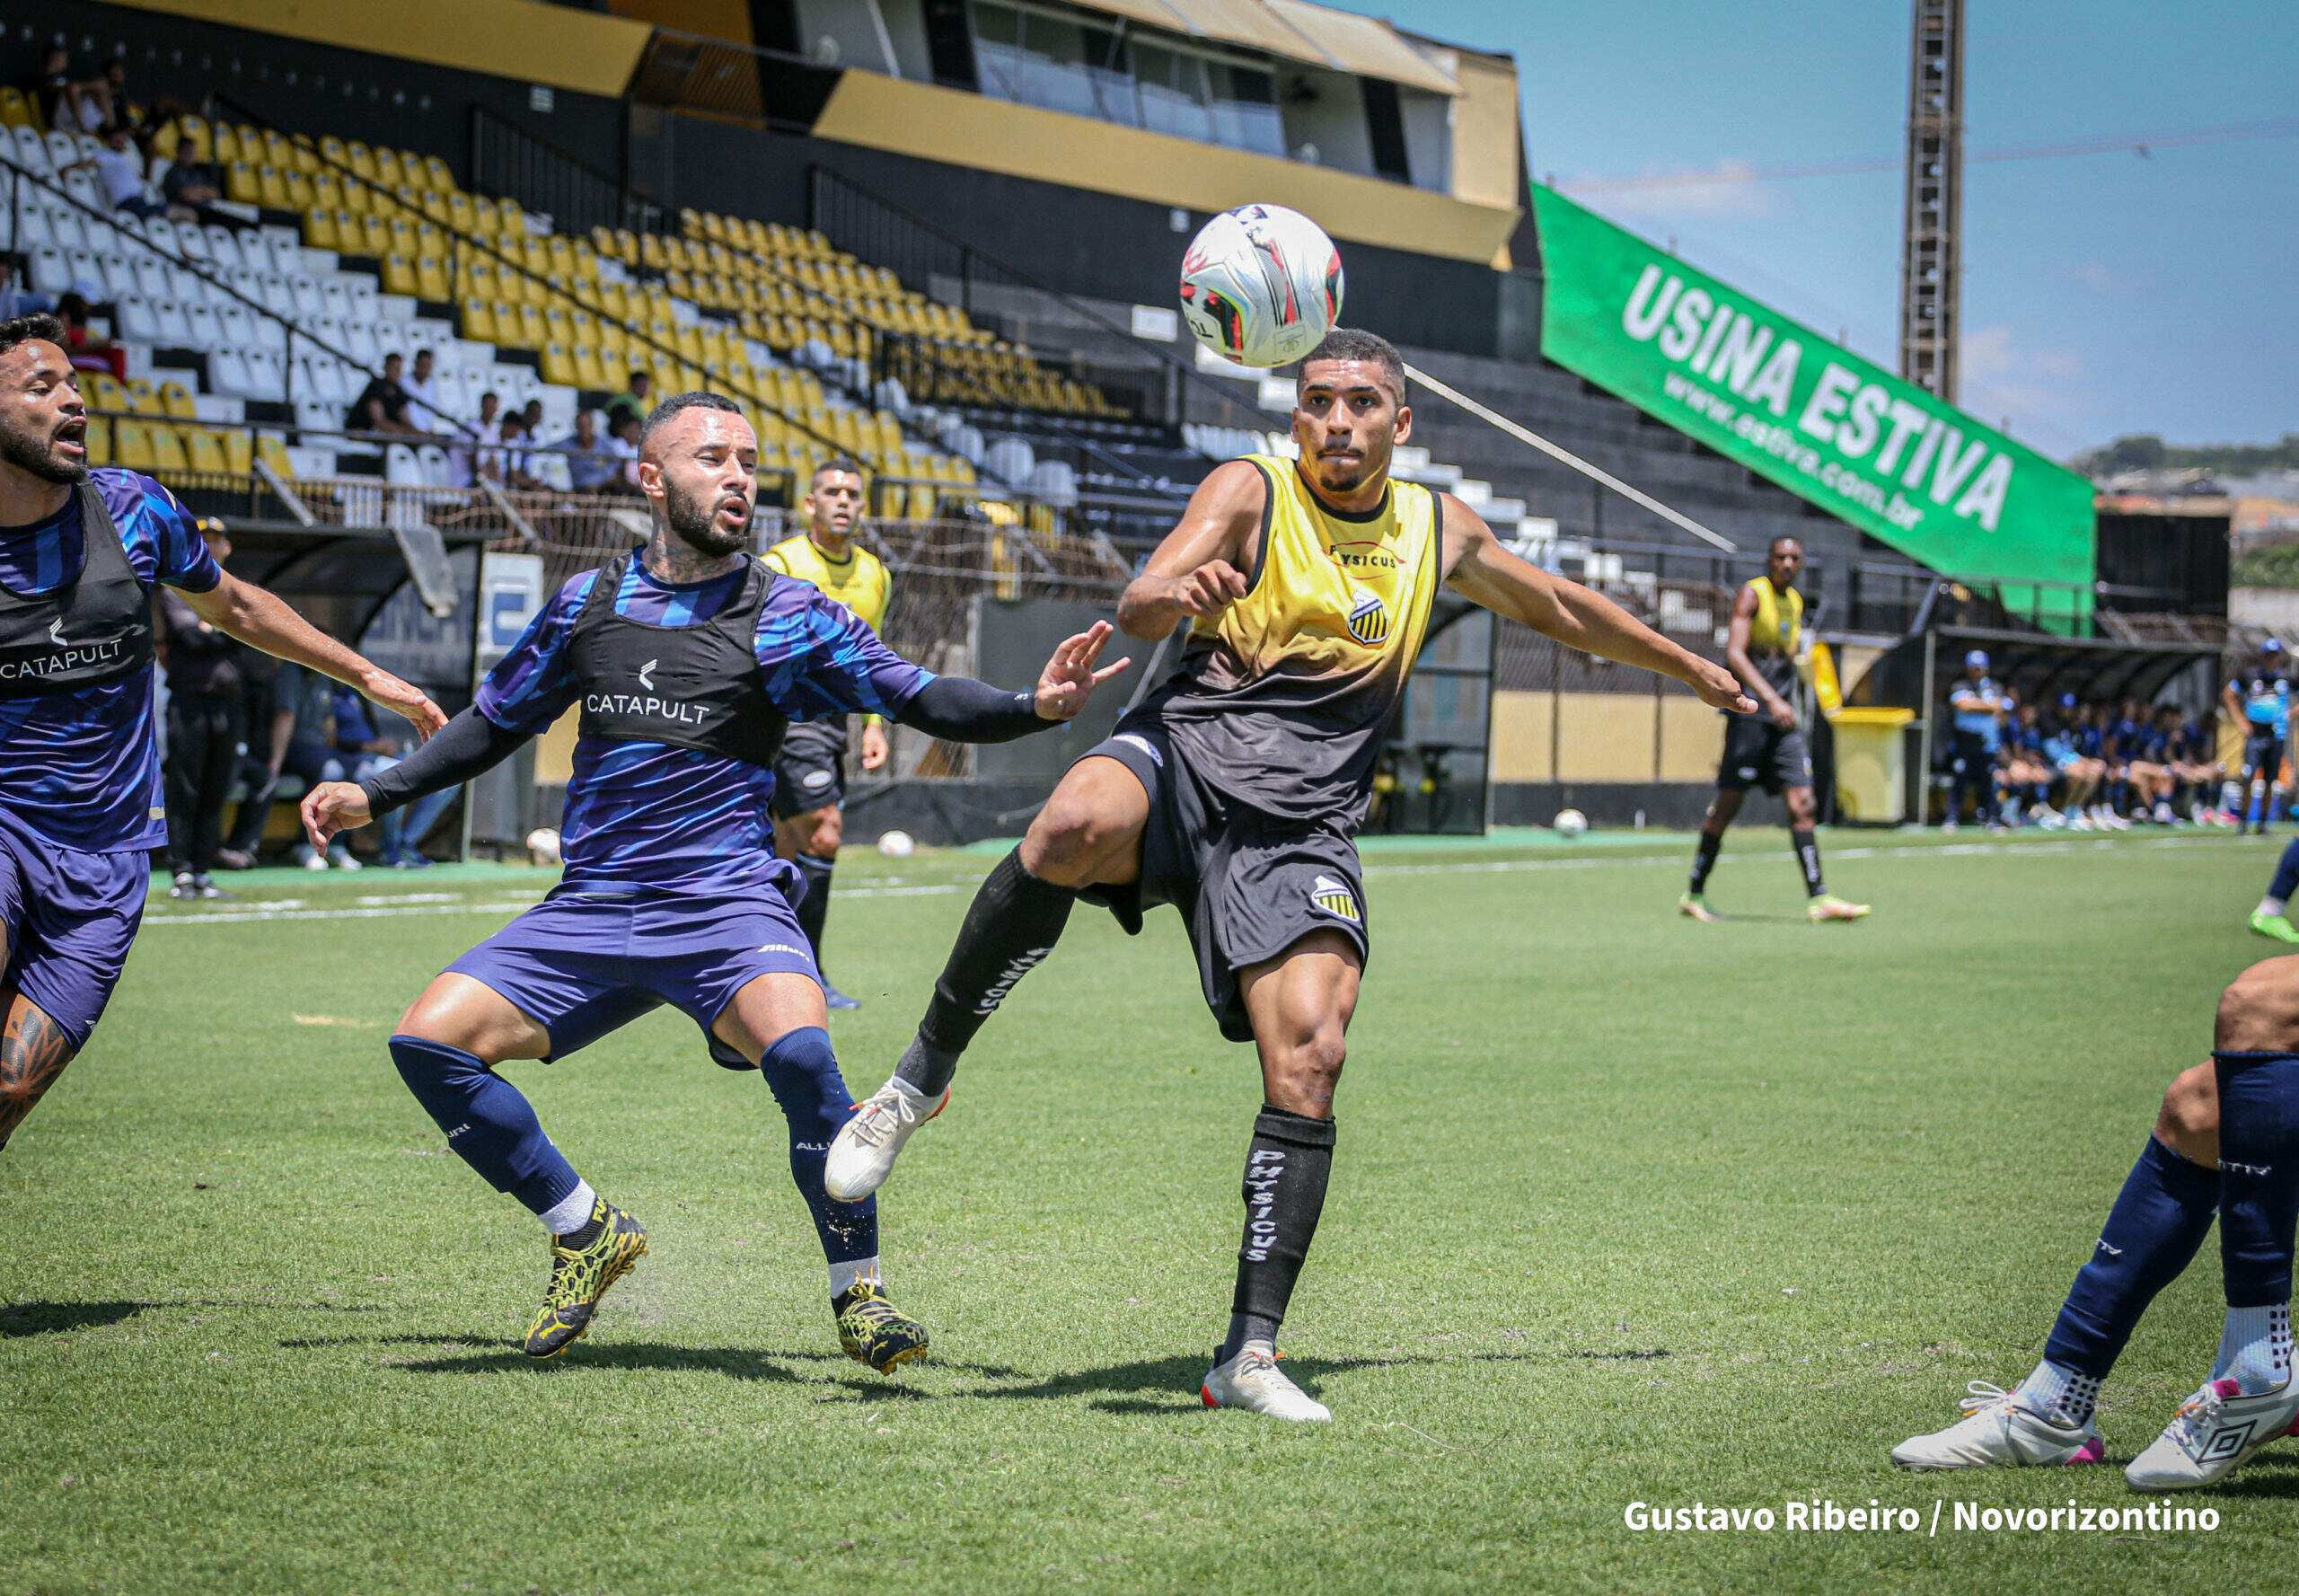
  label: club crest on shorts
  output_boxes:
[1344,586,1389,647]
[1308,873,1361,923]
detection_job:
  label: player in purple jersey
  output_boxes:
[0,314,443,1152]
[301,393,1128,1368]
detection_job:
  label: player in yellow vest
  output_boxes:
[1680,535,1869,924]
[761,458,894,1009]
[823,328,1753,1421]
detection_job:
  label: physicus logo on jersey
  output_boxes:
[1343,587,1390,647]
[0,618,130,682]
[1326,539,1401,573]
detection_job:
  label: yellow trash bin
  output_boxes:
[1828,707,1916,824]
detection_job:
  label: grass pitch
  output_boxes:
[5,825,2295,1593]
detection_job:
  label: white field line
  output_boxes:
[138,834,2233,927]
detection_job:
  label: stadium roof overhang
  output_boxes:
[1847,626,2221,717]
[1065,0,1460,95]
[210,518,489,664]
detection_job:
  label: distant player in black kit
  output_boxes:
[1680,535,1869,924]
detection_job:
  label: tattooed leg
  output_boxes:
[0,993,77,1152]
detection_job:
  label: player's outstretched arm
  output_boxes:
[299,708,532,849]
[1723,584,1794,727]
[893,622,1132,743]
[1114,461,1264,639]
[181,571,446,738]
[1441,496,1754,713]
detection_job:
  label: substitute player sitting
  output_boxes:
[1679,534,1868,921]
[301,394,1126,1367]
[823,329,1752,1421]
[761,457,892,1010]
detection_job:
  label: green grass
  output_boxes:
[5,827,2296,1593]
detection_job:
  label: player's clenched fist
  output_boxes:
[301,780,373,850]
[1171,559,1248,618]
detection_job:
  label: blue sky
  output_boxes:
[1322,0,2297,460]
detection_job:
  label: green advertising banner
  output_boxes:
[1530,185,2096,612]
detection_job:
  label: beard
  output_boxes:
[0,416,88,485]
[663,476,749,557]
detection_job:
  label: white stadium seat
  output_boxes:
[183,304,223,352]
[116,295,162,343]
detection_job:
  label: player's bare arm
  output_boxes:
[1114,460,1264,639]
[1440,495,1754,712]
[180,572,446,738]
[1724,584,1794,727]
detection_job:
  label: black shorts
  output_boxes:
[771,721,848,821]
[2243,731,2284,781]
[1075,715,1370,1045]
[1718,716,1813,796]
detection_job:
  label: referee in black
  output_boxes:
[160,516,242,900]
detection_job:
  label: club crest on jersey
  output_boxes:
[1344,587,1389,647]
[1308,874,1361,923]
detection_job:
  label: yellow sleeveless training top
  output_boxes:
[761,532,892,633]
[1741,576,1802,698]
[1148,454,1442,823]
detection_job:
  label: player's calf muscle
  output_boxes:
[0,996,75,1148]
[2155,1063,2218,1165]
[2215,956,2299,1053]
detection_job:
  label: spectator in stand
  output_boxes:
[401,348,446,433]
[603,410,643,494]
[491,414,546,489]
[67,122,166,220]
[454,389,501,487]
[0,260,52,322]
[519,397,545,442]
[347,352,423,437]
[75,59,134,136]
[1944,648,2007,832]
[551,408,617,490]
[159,516,242,899]
[54,294,127,381]
[31,45,81,134]
[606,369,652,428]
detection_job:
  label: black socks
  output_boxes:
[1220,1105,1337,1362]
[1791,826,1824,896]
[794,852,835,968]
[899,849,1078,1097]
[1689,832,1722,895]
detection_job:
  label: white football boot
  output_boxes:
[1202,1341,1330,1423]
[824,1078,948,1203]
[2125,1378,2299,1491]
[1890,1380,2104,1470]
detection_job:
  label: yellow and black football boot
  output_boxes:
[524,1198,647,1359]
[834,1280,929,1372]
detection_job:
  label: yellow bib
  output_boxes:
[761,533,892,633]
[1194,455,1440,678]
[1746,577,1801,657]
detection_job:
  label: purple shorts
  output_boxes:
[445,879,820,1063]
[0,811,149,1052]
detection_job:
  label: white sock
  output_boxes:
[2260,896,2288,920]
[538,1178,596,1237]
[831,1255,881,1299]
[2013,1358,2099,1427]
[2213,1303,2294,1394]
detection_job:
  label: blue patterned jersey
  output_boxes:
[2233,670,2292,736]
[476,560,929,892]
[0,470,220,851]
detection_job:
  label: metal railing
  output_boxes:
[469,105,664,242]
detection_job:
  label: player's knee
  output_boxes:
[2156,1063,2220,1147]
[810,807,844,857]
[1022,796,1113,886]
[1785,790,1817,825]
[1267,1027,1347,1114]
[2215,957,2299,1053]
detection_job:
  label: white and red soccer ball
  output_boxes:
[1178,204,1344,369]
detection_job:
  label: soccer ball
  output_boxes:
[1178,204,1344,368]
[876,828,916,860]
[524,826,562,865]
[1553,808,1589,840]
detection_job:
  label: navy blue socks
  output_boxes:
[389,1035,583,1220]
[760,1026,879,1291]
[2041,1136,2221,1380]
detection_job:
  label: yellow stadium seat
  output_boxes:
[225,163,260,204]
[156,384,196,422]
[0,87,31,129]
[461,300,498,344]
[184,428,228,476]
[422,155,454,191]
[382,254,418,296]
[112,421,156,472]
[569,347,606,391]
[373,150,404,189]
[417,257,452,302]
[148,424,189,475]
[283,171,314,210]
[81,417,111,467]
[541,343,577,386]
[256,433,295,481]
[124,378,162,416]
[515,305,546,349]
[305,210,340,251]
[221,429,251,476]
[256,167,290,209]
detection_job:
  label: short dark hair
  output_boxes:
[413,347,433,362]
[812,456,864,485]
[1299,327,1405,401]
[639,391,744,451]
[383,350,403,365]
[629,370,651,387]
[0,313,66,357]
[480,389,498,405]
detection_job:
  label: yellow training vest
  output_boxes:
[761,532,892,633]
